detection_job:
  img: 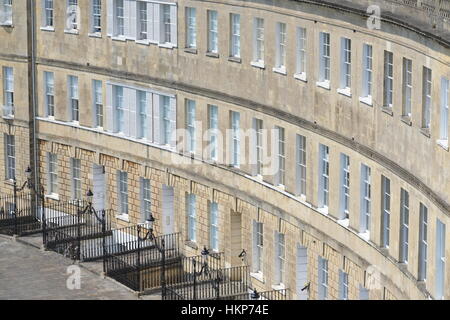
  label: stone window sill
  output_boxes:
[358,231,370,242]
[271,284,286,292]
[316,81,330,90]
[420,127,431,138]
[184,48,197,54]
[45,194,60,201]
[273,66,287,75]
[40,26,55,32]
[437,139,449,151]
[400,115,412,126]
[294,72,307,82]
[158,43,176,49]
[206,52,219,58]
[185,240,198,250]
[135,39,150,45]
[250,272,264,284]
[111,36,126,42]
[251,61,265,69]
[337,218,350,228]
[64,29,79,35]
[381,106,393,116]
[359,96,373,106]
[337,87,352,97]
[0,22,13,27]
[116,214,130,222]
[88,33,102,38]
[228,56,242,64]
[317,206,329,216]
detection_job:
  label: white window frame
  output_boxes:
[185,99,196,154]
[438,77,449,149]
[360,164,371,237]
[276,126,285,187]
[185,7,196,49]
[230,13,240,58]
[338,37,351,96]
[339,154,350,220]
[43,0,54,29]
[383,51,394,108]
[137,90,149,139]
[66,0,79,32]
[317,32,330,89]
[273,22,286,74]
[295,27,307,81]
[114,85,125,133]
[399,188,409,264]
[296,134,307,198]
[71,158,81,200]
[209,201,219,251]
[231,111,240,168]
[360,43,373,106]
[45,71,54,118]
[207,10,218,54]
[0,0,13,25]
[381,175,391,248]
[339,269,349,300]
[2,66,14,118]
[275,232,285,286]
[68,75,79,123]
[251,17,264,68]
[318,144,329,213]
[422,67,432,130]
[5,134,15,181]
[141,178,152,222]
[47,152,58,196]
[252,221,264,274]
[93,80,103,128]
[90,0,101,34]
[402,58,413,117]
[161,95,171,146]
[187,193,196,242]
[137,1,148,41]
[418,203,428,281]
[208,104,219,161]
[435,219,446,300]
[114,0,125,37]
[254,118,263,176]
[318,256,328,300]
[118,170,128,216]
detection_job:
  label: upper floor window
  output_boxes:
[383,51,394,108]
[230,111,240,168]
[113,0,124,37]
[42,0,54,28]
[68,75,79,123]
[274,232,285,286]
[90,0,101,34]
[208,104,219,161]
[161,4,173,45]
[207,10,218,54]
[4,134,15,181]
[339,37,351,94]
[318,144,330,212]
[360,164,371,236]
[318,256,328,300]
[185,7,196,49]
[399,188,410,263]
[439,77,449,147]
[230,13,241,58]
[402,58,413,118]
[253,118,263,176]
[185,99,196,153]
[296,134,307,197]
[187,193,196,242]
[339,154,350,220]
[274,22,286,73]
[422,67,432,131]
[137,1,148,41]
[252,221,264,274]
[71,158,81,200]
[44,71,54,118]
[137,90,150,139]
[435,219,446,299]
[318,32,331,88]
[0,0,13,25]
[361,44,373,105]
[381,175,391,248]
[113,85,125,133]
[47,152,58,196]
[140,178,152,222]
[276,126,285,186]
[66,0,79,32]
[2,67,14,118]
[252,18,264,66]
[339,270,349,300]
[209,201,219,251]
[295,27,307,80]
[418,203,428,282]
[93,80,103,128]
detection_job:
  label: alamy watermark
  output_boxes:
[66,265,81,290]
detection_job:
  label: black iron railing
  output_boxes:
[0,192,42,236]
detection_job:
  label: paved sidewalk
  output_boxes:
[0,236,141,300]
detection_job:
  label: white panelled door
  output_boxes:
[296,245,309,300]
[162,185,174,235]
[93,164,106,212]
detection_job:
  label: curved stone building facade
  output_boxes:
[0,0,449,299]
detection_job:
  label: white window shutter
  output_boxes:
[107,0,113,36]
[147,3,154,41]
[106,84,113,132]
[170,5,177,47]
[129,0,137,39]
[147,92,153,142]
[153,94,161,144]
[128,88,137,138]
[153,3,160,44]
[169,97,177,149]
